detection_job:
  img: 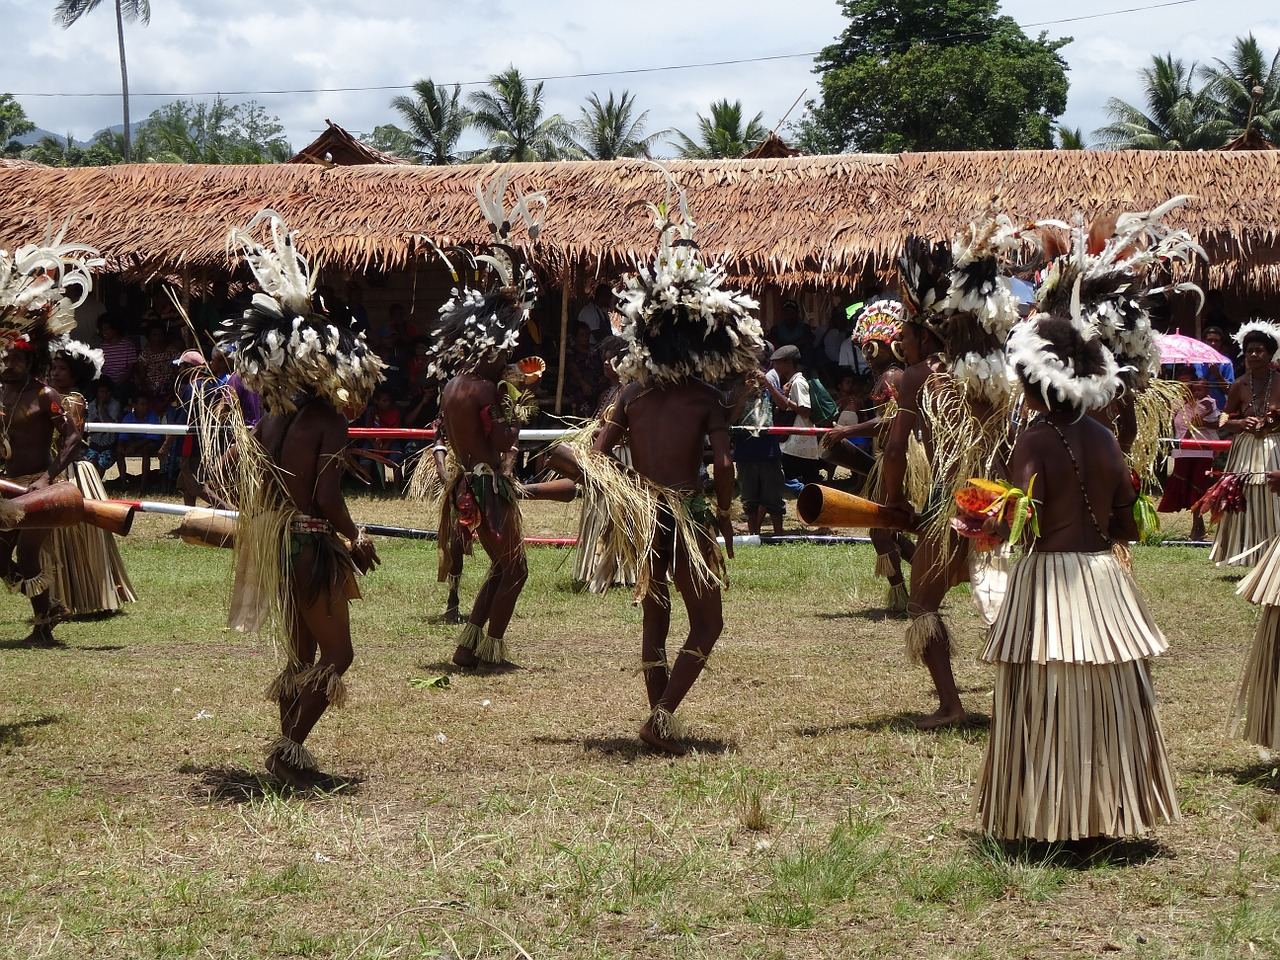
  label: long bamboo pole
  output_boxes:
[554,260,575,415]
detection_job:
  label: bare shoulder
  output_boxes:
[883,366,905,390]
[897,362,929,400]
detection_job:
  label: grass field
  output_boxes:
[2,495,1280,959]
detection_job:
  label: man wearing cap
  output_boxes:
[765,344,822,487]
[158,350,220,507]
[769,300,813,354]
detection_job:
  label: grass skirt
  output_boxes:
[1210,432,1280,567]
[1235,536,1280,749]
[976,550,1178,841]
[573,445,637,591]
[42,460,137,614]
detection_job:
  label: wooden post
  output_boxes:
[181,265,196,348]
[555,260,574,415]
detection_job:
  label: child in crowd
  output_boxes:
[120,392,165,486]
[85,379,122,478]
[1158,366,1220,541]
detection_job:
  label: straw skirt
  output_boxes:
[976,550,1179,842]
[572,445,637,592]
[1235,535,1280,749]
[41,460,136,615]
[1210,432,1280,567]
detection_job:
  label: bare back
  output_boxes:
[1010,415,1134,553]
[440,373,517,471]
[257,402,337,516]
[616,381,726,490]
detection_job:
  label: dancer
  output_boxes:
[0,226,102,645]
[976,312,1178,842]
[880,226,1023,729]
[822,299,914,611]
[580,165,763,753]
[414,172,546,668]
[44,336,137,615]
[427,418,466,623]
[220,210,384,786]
[1234,469,1280,750]
[1209,321,1280,567]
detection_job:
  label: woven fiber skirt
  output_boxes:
[41,460,137,615]
[977,658,1180,841]
[1239,536,1280,607]
[1237,605,1280,750]
[982,550,1167,665]
[1210,433,1280,567]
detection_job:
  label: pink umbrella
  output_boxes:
[1155,332,1231,366]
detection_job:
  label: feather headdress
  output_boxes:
[1233,319,1280,352]
[1031,196,1205,388]
[220,210,384,415]
[420,170,546,381]
[613,162,764,385]
[49,335,104,387]
[1008,315,1122,414]
[854,299,906,351]
[0,218,102,366]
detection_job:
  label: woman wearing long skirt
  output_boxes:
[1235,475,1280,749]
[43,339,137,616]
[975,315,1179,842]
[1209,322,1280,567]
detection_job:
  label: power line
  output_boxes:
[10,0,1207,99]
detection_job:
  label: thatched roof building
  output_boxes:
[0,151,1277,297]
[288,120,409,167]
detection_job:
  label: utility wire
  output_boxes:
[11,0,1208,99]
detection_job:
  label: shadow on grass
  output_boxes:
[179,763,365,804]
[417,659,526,676]
[795,711,991,741]
[67,610,125,624]
[967,832,1171,869]
[531,734,736,759]
[0,713,60,748]
[1219,573,1246,583]
[815,610,910,623]
[1217,760,1280,792]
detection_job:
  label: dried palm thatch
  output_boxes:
[0,151,1277,292]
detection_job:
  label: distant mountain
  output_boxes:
[13,127,91,148]
[91,120,146,141]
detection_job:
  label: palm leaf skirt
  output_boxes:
[1210,432,1280,568]
[976,658,1180,841]
[41,460,137,615]
[1236,605,1280,750]
[1238,536,1280,607]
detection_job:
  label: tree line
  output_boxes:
[3,0,1277,166]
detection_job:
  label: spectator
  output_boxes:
[356,386,405,486]
[839,304,873,375]
[769,300,813,355]
[159,351,217,506]
[119,392,164,486]
[562,322,605,416]
[577,283,614,341]
[1158,367,1220,541]
[97,314,138,391]
[734,355,786,536]
[811,306,850,376]
[765,344,822,487]
[135,324,177,398]
[84,379,121,478]
[1199,326,1237,407]
[211,347,262,426]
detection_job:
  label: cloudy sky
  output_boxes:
[5,0,1278,152]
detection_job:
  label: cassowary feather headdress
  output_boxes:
[219,209,385,415]
[1030,195,1204,389]
[1007,314,1122,415]
[0,218,102,372]
[613,162,764,385]
[420,170,547,381]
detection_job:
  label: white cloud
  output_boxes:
[3,0,1277,151]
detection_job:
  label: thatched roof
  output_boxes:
[0,151,1277,293]
[743,132,803,160]
[288,120,409,167]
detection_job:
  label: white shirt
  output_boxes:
[839,338,869,374]
[781,373,820,459]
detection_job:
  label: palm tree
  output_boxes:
[54,0,151,162]
[467,67,578,162]
[671,100,768,159]
[1199,34,1280,145]
[389,80,472,164]
[1055,125,1087,149]
[1093,54,1228,150]
[573,91,666,160]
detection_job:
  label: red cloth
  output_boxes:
[1158,456,1213,513]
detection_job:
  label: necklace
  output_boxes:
[1249,369,1274,417]
[0,377,32,468]
[1035,416,1111,546]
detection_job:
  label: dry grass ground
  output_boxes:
[1,495,1279,960]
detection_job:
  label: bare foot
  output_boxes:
[265,753,319,789]
[442,607,463,625]
[22,625,61,648]
[639,719,687,756]
[915,705,966,731]
[452,644,479,668]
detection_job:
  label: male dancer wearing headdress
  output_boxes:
[571,167,764,753]
[44,336,136,615]
[1209,321,1280,566]
[822,299,914,611]
[0,229,102,645]
[879,225,1023,729]
[413,173,546,668]
[975,312,1178,842]
[221,210,384,787]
